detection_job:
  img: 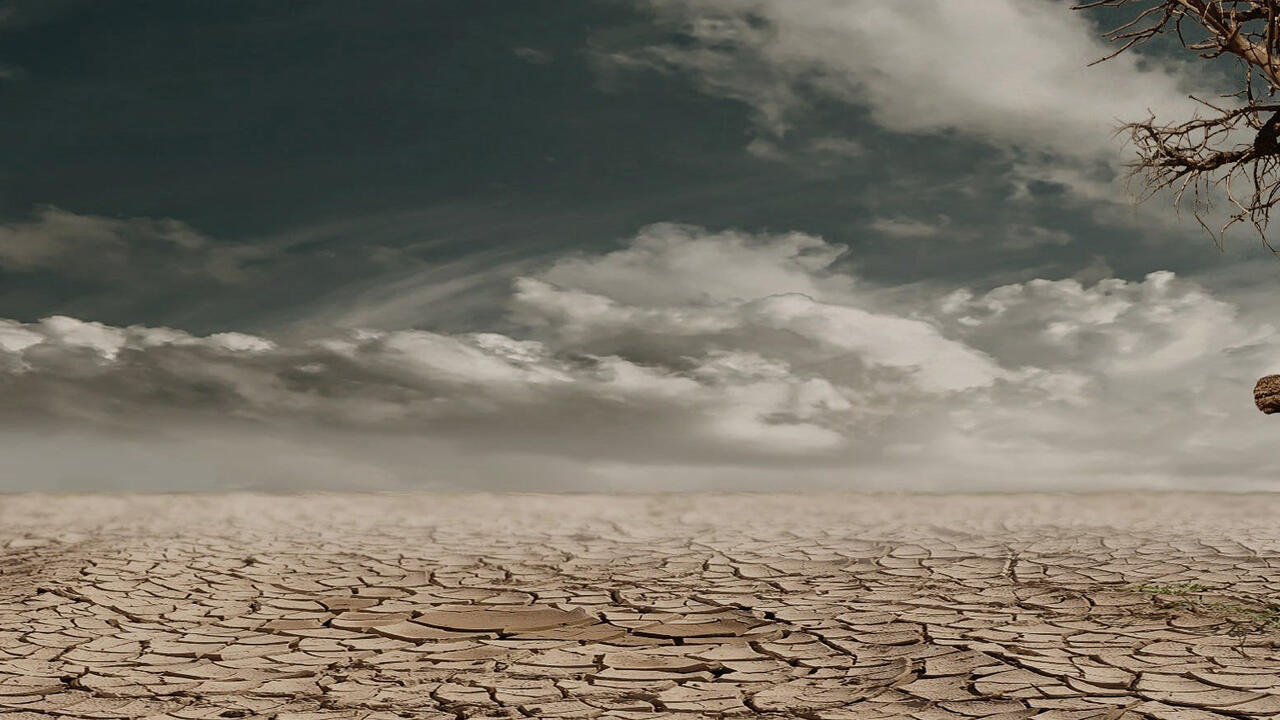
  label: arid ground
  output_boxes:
[4,494,1280,719]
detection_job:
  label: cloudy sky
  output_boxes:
[4,0,1280,491]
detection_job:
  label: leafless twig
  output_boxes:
[1075,0,1280,248]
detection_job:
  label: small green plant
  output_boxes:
[1130,581,1280,637]
[1199,602,1280,636]
[1132,582,1211,596]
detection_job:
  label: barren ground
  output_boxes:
[4,493,1280,719]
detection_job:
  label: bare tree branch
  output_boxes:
[1075,0,1280,247]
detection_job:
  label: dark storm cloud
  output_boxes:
[2,1,1279,491]
[1,0,1245,339]
[0,0,89,29]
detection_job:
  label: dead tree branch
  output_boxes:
[1075,0,1280,247]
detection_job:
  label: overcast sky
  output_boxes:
[4,0,1280,491]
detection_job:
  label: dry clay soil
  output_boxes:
[5,493,1280,719]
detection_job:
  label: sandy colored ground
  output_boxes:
[4,493,1280,719]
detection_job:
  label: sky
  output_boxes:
[4,0,1280,491]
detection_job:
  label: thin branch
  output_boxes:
[1075,0,1280,247]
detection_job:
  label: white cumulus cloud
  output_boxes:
[1,224,1277,489]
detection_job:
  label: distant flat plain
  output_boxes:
[3,493,1280,719]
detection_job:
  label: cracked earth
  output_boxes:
[5,494,1280,719]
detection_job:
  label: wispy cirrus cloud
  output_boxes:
[0,206,258,284]
[605,0,1205,160]
[595,0,1242,247]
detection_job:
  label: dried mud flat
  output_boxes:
[5,494,1280,719]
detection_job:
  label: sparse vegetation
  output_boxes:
[1131,581,1280,636]
[1132,582,1212,595]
